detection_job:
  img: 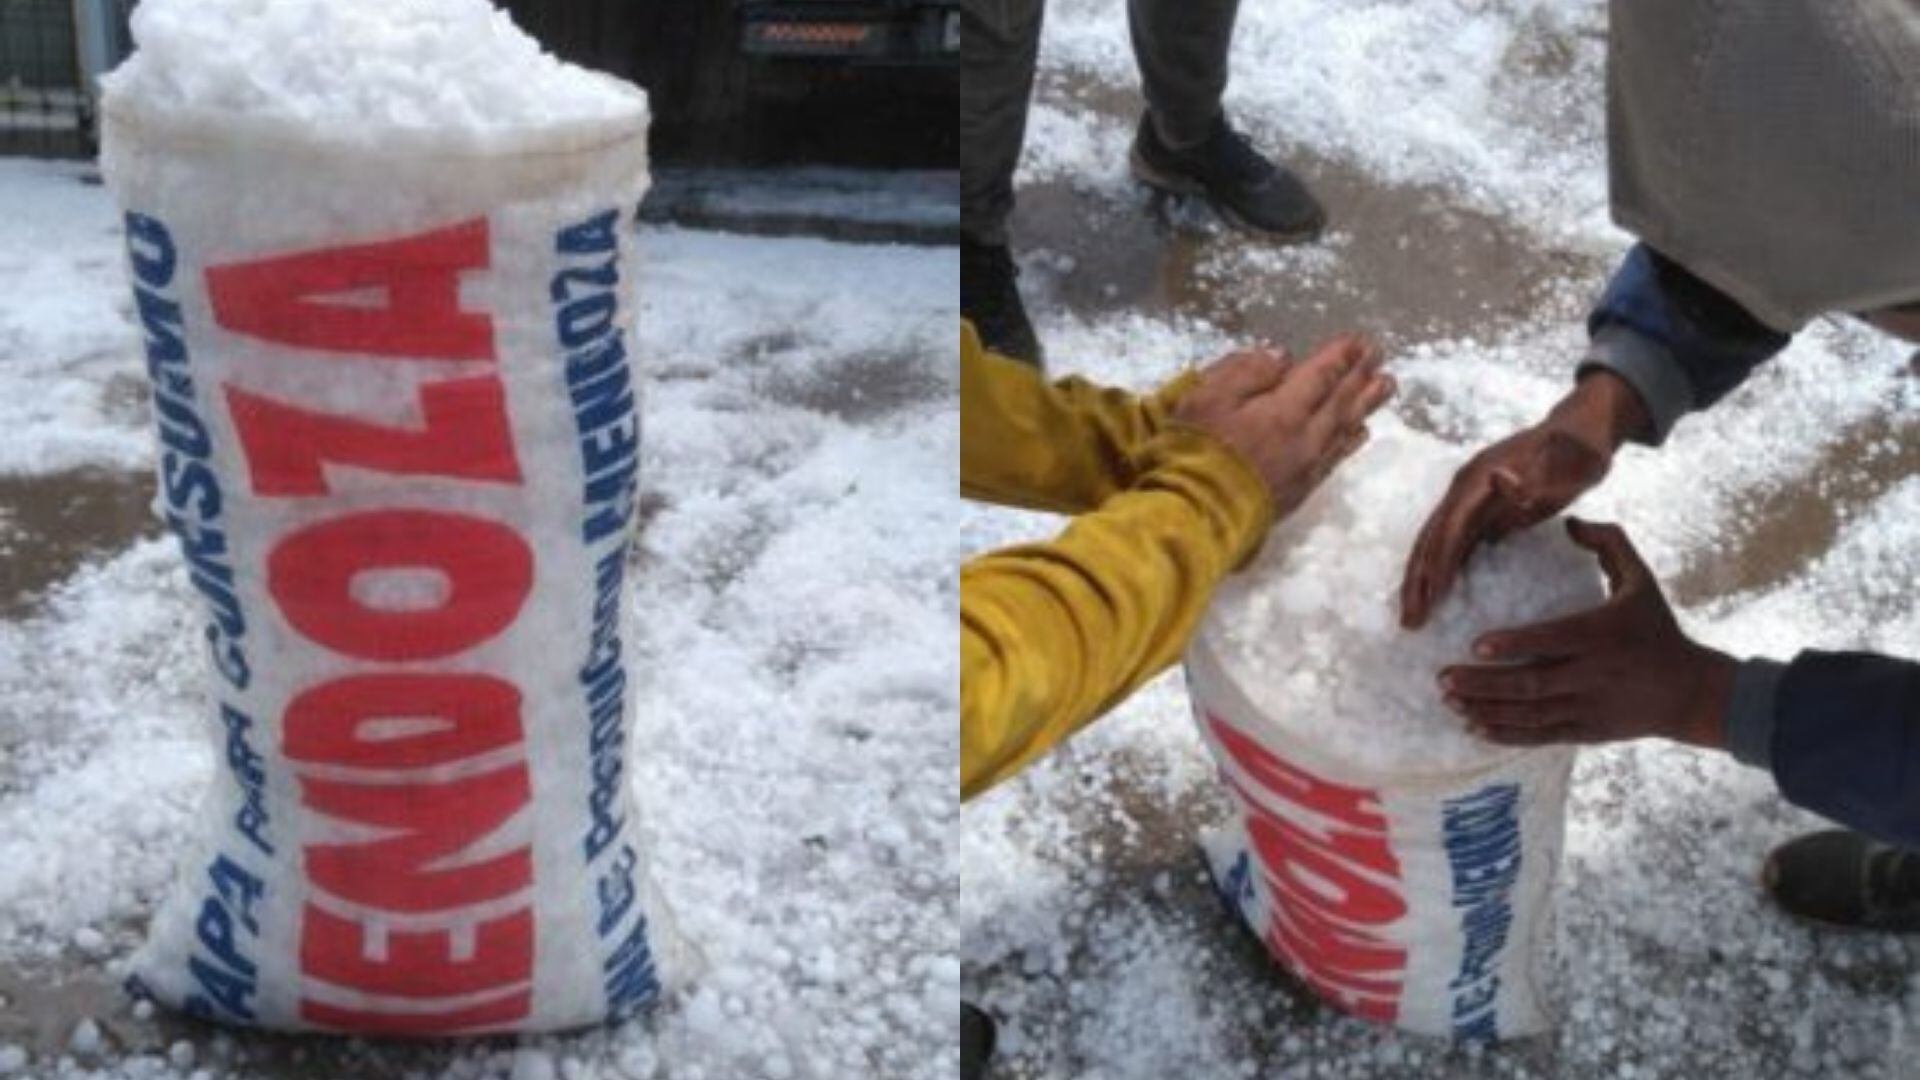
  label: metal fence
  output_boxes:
[0,0,134,157]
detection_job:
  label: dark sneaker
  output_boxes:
[1762,829,1920,932]
[961,1002,996,1080]
[961,238,1044,367]
[1130,113,1327,241]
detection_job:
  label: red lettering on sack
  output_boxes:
[226,377,522,496]
[300,988,533,1035]
[1208,713,1387,832]
[301,905,533,999]
[268,510,532,662]
[1236,779,1405,922]
[283,673,522,771]
[302,764,532,914]
[211,217,539,1030]
[1208,711,1407,1024]
[1266,901,1405,990]
[1286,963,1400,1025]
[207,219,493,360]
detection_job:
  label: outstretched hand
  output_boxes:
[1399,370,1652,629]
[1171,334,1395,519]
[1437,518,1735,750]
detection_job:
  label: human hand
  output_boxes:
[1170,334,1394,519]
[1437,518,1735,750]
[1399,370,1651,629]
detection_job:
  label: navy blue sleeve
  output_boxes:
[1579,244,1794,444]
[1769,651,1920,848]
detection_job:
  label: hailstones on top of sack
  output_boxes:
[1202,416,1605,776]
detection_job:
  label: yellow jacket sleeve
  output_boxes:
[960,322,1197,515]
[959,327,1274,801]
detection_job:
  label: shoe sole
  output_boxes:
[1757,863,1920,935]
[1764,905,1920,935]
[1129,145,1325,244]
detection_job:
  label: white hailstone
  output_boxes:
[685,990,729,1038]
[614,1044,659,1080]
[72,926,108,957]
[101,0,645,137]
[510,1047,558,1080]
[69,1018,104,1057]
[1205,419,1606,775]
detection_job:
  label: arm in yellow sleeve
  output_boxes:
[961,321,1197,516]
[959,426,1273,800]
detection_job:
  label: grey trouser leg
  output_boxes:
[1130,0,1241,149]
[961,0,1045,246]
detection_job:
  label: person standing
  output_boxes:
[960,0,1327,366]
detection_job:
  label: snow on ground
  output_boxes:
[0,162,960,1079]
[965,0,1918,1077]
[0,160,151,475]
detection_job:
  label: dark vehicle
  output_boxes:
[738,0,957,64]
[4,1,956,169]
[498,0,956,166]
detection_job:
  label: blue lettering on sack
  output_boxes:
[553,209,657,1014]
[126,214,272,1025]
[601,905,662,1016]
[553,209,639,546]
[220,704,273,858]
[125,212,250,692]
[1216,849,1255,915]
[180,854,264,1024]
[1443,783,1522,1041]
[580,542,630,865]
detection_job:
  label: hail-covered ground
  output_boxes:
[0,156,960,1079]
[961,1,1919,1078]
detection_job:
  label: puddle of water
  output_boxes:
[761,349,951,423]
[0,470,159,619]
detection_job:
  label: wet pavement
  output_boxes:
[1011,152,1599,355]
[760,346,953,424]
[0,469,157,619]
[1008,69,1604,354]
[1670,406,1920,607]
